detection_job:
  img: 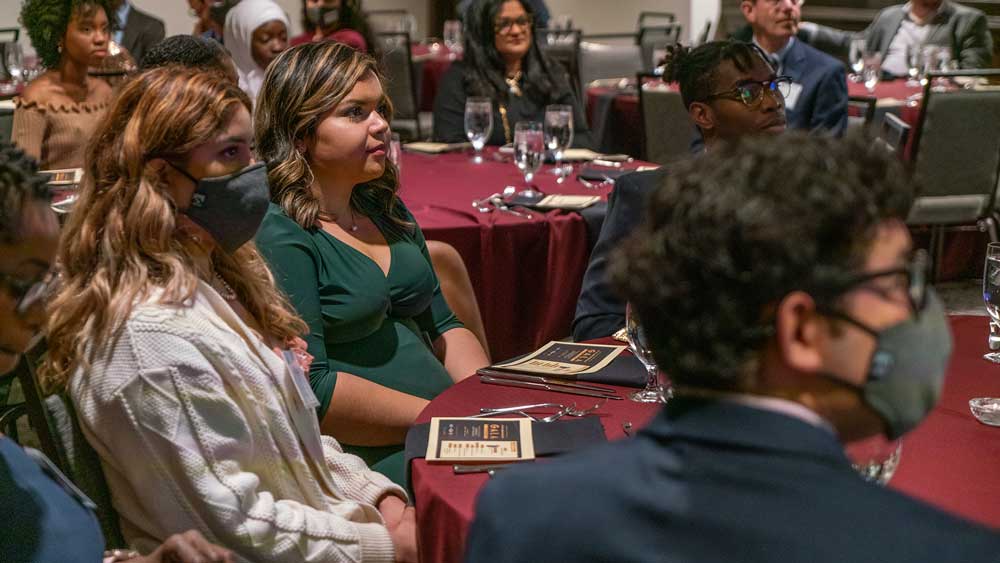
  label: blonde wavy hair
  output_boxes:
[255,41,411,238]
[42,66,307,393]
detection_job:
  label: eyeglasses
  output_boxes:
[702,76,792,108]
[494,15,533,34]
[823,249,930,313]
[0,270,56,316]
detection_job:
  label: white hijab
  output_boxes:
[223,0,290,105]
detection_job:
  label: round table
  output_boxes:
[399,149,646,360]
[410,316,1000,563]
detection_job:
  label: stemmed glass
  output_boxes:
[544,105,573,184]
[848,39,866,82]
[983,243,1000,363]
[464,97,493,164]
[625,303,669,403]
[513,121,544,199]
[2,42,23,88]
[906,44,924,86]
[443,20,463,58]
[862,52,881,94]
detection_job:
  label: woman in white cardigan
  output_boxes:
[42,66,417,562]
[223,0,290,105]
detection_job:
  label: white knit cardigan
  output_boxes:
[69,281,406,562]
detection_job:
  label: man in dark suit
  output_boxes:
[112,0,166,63]
[573,40,786,341]
[467,132,1000,563]
[741,0,847,135]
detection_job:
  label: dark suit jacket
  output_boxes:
[121,5,166,65]
[781,39,848,135]
[572,167,667,341]
[466,397,1000,563]
[863,1,993,71]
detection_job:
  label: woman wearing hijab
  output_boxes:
[223,0,289,104]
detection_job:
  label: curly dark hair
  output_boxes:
[0,141,51,243]
[19,0,117,69]
[663,40,772,109]
[139,35,233,76]
[462,0,573,104]
[610,131,916,391]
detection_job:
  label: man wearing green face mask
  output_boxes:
[289,0,376,54]
[465,131,1000,563]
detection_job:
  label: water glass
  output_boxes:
[906,44,924,86]
[983,243,1000,363]
[862,52,881,93]
[544,104,573,184]
[443,20,463,57]
[848,39,866,81]
[464,97,493,164]
[625,303,669,403]
[3,42,24,85]
[513,121,544,199]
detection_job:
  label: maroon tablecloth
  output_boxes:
[411,43,456,112]
[411,316,1000,563]
[399,149,637,361]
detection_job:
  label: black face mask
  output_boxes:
[168,162,271,253]
[306,6,340,28]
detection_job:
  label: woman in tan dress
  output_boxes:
[14,0,115,169]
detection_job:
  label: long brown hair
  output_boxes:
[255,41,411,238]
[42,66,306,393]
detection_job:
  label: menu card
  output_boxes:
[426,417,535,462]
[492,341,626,377]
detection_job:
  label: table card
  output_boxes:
[492,341,626,377]
[426,417,535,462]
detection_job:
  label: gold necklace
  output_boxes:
[505,70,523,97]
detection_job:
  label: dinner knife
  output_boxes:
[479,375,622,400]
[453,463,522,475]
[476,369,615,393]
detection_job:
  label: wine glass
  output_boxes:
[983,243,1000,363]
[625,303,669,404]
[906,44,924,86]
[862,51,881,94]
[4,42,24,85]
[443,20,463,58]
[544,105,573,184]
[513,121,544,199]
[464,97,493,164]
[848,39,866,82]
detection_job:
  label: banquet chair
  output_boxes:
[906,69,1000,276]
[0,28,19,42]
[376,32,425,141]
[537,28,582,98]
[879,112,911,156]
[638,24,683,70]
[579,34,643,87]
[637,73,692,165]
[847,95,876,133]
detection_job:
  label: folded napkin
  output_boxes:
[561,149,631,162]
[403,141,471,154]
[507,193,601,210]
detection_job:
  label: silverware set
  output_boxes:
[478,371,622,400]
[469,400,605,422]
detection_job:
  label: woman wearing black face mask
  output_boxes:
[289,0,376,54]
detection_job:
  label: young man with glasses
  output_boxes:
[741,0,847,135]
[574,40,786,341]
[469,131,1000,563]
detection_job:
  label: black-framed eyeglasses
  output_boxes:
[494,15,533,34]
[0,270,56,316]
[821,249,930,314]
[702,76,792,108]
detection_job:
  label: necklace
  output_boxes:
[505,70,523,97]
[212,270,237,300]
[317,209,359,232]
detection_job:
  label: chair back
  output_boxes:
[637,73,692,165]
[880,112,911,156]
[637,11,675,28]
[366,9,416,36]
[847,95,876,133]
[0,28,19,42]
[537,28,582,98]
[638,24,683,70]
[907,70,1000,226]
[376,32,421,139]
[579,34,642,87]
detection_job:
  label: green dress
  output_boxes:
[256,203,461,485]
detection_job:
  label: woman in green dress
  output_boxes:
[254,41,490,485]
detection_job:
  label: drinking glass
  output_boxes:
[4,42,23,85]
[848,436,903,486]
[848,39,866,82]
[513,121,544,199]
[443,20,463,57]
[544,104,573,184]
[906,44,924,86]
[983,243,1000,363]
[464,97,493,164]
[862,52,881,94]
[625,303,669,403]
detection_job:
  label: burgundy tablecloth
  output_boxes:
[411,317,1000,563]
[400,149,636,361]
[411,43,457,112]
